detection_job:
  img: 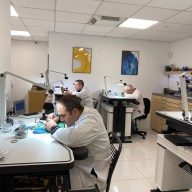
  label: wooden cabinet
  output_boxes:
[28,90,46,112]
[150,94,190,133]
[150,95,166,133]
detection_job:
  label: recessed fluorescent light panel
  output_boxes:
[119,18,159,29]
[11,5,18,17]
[11,31,30,36]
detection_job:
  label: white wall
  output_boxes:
[49,32,170,99]
[0,0,11,115]
[10,33,170,128]
[168,37,192,90]
[49,32,170,129]
[11,40,48,104]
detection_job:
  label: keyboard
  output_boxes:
[23,112,38,116]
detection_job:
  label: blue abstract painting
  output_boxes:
[121,51,139,75]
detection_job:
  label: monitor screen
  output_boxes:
[14,99,25,115]
[54,85,62,94]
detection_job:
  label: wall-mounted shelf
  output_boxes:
[164,71,192,75]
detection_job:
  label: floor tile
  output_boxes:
[123,146,157,160]
[110,179,153,192]
[112,160,144,180]
[132,159,156,178]
[147,178,156,189]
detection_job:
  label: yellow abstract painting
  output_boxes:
[72,47,92,73]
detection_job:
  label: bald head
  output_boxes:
[125,84,135,94]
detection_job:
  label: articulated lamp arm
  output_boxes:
[1,71,49,90]
[0,71,50,122]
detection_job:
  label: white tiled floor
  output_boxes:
[110,130,192,192]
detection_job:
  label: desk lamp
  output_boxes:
[104,76,126,95]
[40,56,68,88]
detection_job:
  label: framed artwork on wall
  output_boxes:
[72,47,92,73]
[121,51,139,75]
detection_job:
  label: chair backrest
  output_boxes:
[92,98,98,109]
[143,98,151,119]
[106,132,122,192]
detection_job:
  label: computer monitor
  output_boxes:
[53,84,61,93]
[14,99,25,115]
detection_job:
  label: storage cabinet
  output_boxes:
[150,95,166,133]
[28,90,46,112]
[150,94,192,133]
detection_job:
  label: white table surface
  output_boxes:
[157,111,192,124]
[0,114,74,171]
[157,134,192,165]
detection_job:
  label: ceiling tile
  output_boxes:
[174,25,192,34]
[132,7,179,21]
[96,2,142,17]
[107,27,141,37]
[56,22,86,33]
[33,36,48,41]
[11,25,26,31]
[11,0,55,10]
[148,0,192,11]
[11,17,24,26]
[186,6,192,11]
[15,7,54,20]
[150,22,182,32]
[56,11,91,23]
[165,11,192,25]
[28,27,54,37]
[106,33,130,37]
[83,25,114,33]
[81,31,107,36]
[11,36,32,41]
[56,0,101,14]
[104,0,151,5]
[22,18,54,28]
[132,30,169,37]
[159,31,192,38]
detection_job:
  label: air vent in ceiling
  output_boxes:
[101,16,120,22]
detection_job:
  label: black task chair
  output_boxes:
[92,98,98,109]
[70,132,122,192]
[133,98,151,139]
[106,131,122,192]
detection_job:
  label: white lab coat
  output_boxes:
[124,89,145,119]
[72,87,93,108]
[52,107,111,191]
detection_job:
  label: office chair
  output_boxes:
[92,98,98,109]
[70,132,122,192]
[133,98,151,139]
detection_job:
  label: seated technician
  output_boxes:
[69,79,93,108]
[45,95,110,192]
[122,84,145,130]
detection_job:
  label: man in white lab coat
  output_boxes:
[45,95,110,191]
[69,79,93,108]
[123,84,145,120]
